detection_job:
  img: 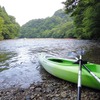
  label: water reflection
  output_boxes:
[0,39,100,89]
[83,46,100,64]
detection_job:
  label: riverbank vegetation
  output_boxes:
[63,0,100,40]
[20,0,100,40]
[0,6,20,40]
[0,0,100,40]
[19,9,74,38]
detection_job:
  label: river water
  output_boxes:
[0,38,100,89]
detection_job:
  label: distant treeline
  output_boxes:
[19,9,75,38]
[20,0,100,40]
[0,6,20,40]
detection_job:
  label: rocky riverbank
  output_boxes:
[0,68,100,100]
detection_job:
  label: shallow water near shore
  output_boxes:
[0,38,100,89]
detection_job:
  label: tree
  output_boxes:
[0,6,20,40]
[63,0,79,13]
[82,1,100,39]
[63,0,100,40]
[0,17,4,40]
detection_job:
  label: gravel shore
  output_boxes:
[0,67,100,100]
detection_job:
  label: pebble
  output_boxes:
[25,95,31,100]
[35,87,42,92]
[60,91,67,98]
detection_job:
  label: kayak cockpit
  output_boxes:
[48,58,100,73]
[48,58,75,65]
[48,59,64,63]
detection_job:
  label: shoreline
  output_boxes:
[0,70,100,100]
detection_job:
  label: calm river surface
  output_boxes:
[0,38,100,89]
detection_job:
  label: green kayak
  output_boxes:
[39,53,100,90]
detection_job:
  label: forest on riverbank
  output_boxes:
[19,9,74,38]
[63,0,100,40]
[0,0,100,40]
[19,0,100,40]
[0,6,20,40]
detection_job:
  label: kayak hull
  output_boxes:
[39,53,100,90]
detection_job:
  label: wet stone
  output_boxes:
[35,87,42,92]
[52,97,60,100]
[19,88,25,93]
[60,91,67,98]
[29,86,35,91]
[25,95,31,100]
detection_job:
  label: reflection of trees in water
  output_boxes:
[83,46,100,64]
[0,51,17,69]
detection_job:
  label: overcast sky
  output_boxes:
[0,0,64,26]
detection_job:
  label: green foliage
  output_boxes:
[62,0,79,13]
[82,1,100,39]
[63,0,100,40]
[0,6,20,40]
[20,9,74,38]
[0,68,9,72]
[0,17,4,40]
